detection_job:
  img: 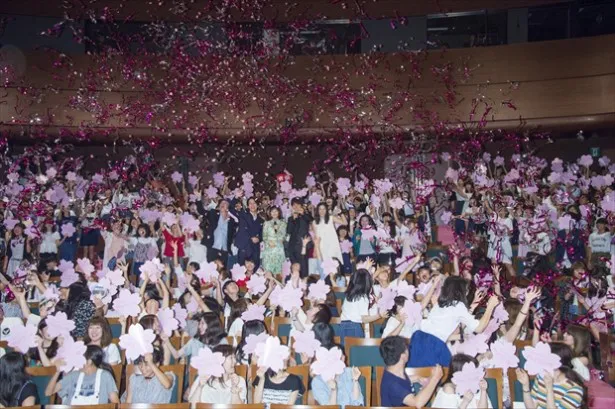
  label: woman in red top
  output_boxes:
[162,223,186,263]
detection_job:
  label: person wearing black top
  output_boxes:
[0,352,39,407]
[286,198,311,278]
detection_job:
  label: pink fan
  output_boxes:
[307,280,330,302]
[106,268,125,288]
[492,302,509,323]
[172,304,188,329]
[445,168,459,182]
[206,186,218,199]
[3,218,18,230]
[186,298,199,314]
[292,330,321,358]
[452,362,484,394]
[489,339,519,371]
[244,332,269,355]
[254,336,290,372]
[456,333,490,357]
[61,223,76,238]
[241,304,266,322]
[396,281,417,300]
[6,322,37,353]
[311,346,346,381]
[171,171,183,183]
[522,342,562,376]
[401,300,422,326]
[389,198,404,210]
[157,308,179,337]
[440,211,453,225]
[119,323,156,362]
[191,346,225,377]
[42,286,60,303]
[336,178,351,196]
[305,175,316,188]
[276,285,304,312]
[139,258,164,282]
[578,155,593,168]
[108,170,119,180]
[59,261,79,287]
[76,258,95,279]
[246,274,267,296]
[46,312,76,339]
[161,212,178,227]
[179,212,200,234]
[194,262,219,283]
[213,172,225,187]
[112,289,141,317]
[441,152,452,161]
[377,287,397,313]
[231,264,247,282]
[493,156,505,166]
[340,239,352,253]
[321,258,337,275]
[601,192,615,213]
[282,260,291,280]
[309,192,322,207]
[280,180,292,193]
[56,337,87,373]
[92,173,104,184]
[188,174,199,186]
[557,215,572,231]
[483,318,500,338]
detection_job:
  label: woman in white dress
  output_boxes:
[313,203,346,262]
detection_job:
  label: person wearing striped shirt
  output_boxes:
[515,343,585,409]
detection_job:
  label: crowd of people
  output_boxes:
[0,147,613,409]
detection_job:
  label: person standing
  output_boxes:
[203,199,236,266]
[286,198,311,278]
[234,198,264,270]
[261,207,287,275]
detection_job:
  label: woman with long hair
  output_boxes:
[261,206,287,275]
[352,215,377,262]
[29,318,59,366]
[431,353,491,408]
[339,267,385,343]
[83,316,121,365]
[165,312,227,362]
[516,343,585,409]
[63,280,96,338]
[313,202,345,264]
[189,344,247,404]
[0,352,38,407]
[236,320,268,365]
[45,345,119,405]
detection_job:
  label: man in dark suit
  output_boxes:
[286,198,311,278]
[201,199,237,266]
[234,197,264,270]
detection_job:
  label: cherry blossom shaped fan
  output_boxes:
[246,274,267,296]
[311,346,346,381]
[46,311,76,339]
[6,322,38,353]
[190,346,225,377]
[292,330,321,359]
[119,323,156,362]
[254,336,290,372]
[452,362,484,394]
[522,342,561,376]
[307,280,330,302]
[56,337,88,373]
[241,304,266,322]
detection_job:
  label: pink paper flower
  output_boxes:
[292,330,321,358]
[46,311,76,339]
[244,332,269,355]
[280,180,292,193]
[396,281,417,300]
[172,304,188,329]
[441,152,451,161]
[311,346,346,381]
[402,300,422,326]
[307,280,330,302]
[489,339,519,370]
[389,197,404,210]
[161,212,178,226]
[186,298,199,314]
[493,156,505,167]
[282,260,291,279]
[6,322,38,353]
[452,362,484,394]
[241,304,266,322]
[106,268,125,288]
[557,215,572,231]
[601,191,615,213]
[275,285,304,312]
[305,175,316,188]
[551,158,564,173]
[191,346,225,377]
[598,156,611,168]
[60,267,79,288]
[445,168,459,182]
[65,171,77,181]
[139,258,164,282]
[108,170,119,180]
[522,342,562,376]
[157,308,179,337]
[3,218,18,230]
[61,222,76,238]
[56,337,87,372]
[456,333,490,357]
[194,262,219,283]
[92,173,104,184]
[492,302,509,323]
[482,152,491,163]
[119,323,156,362]
[112,289,142,317]
[246,274,267,296]
[171,171,183,183]
[321,258,337,275]
[254,336,290,372]
[231,263,247,282]
[309,192,322,207]
[42,286,60,303]
[578,155,593,168]
[440,211,452,225]
[179,212,200,233]
[377,287,397,313]
[76,257,95,279]
[205,185,218,199]
[340,239,352,253]
[336,177,351,197]
[188,174,199,186]
[213,172,225,187]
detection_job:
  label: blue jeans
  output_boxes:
[339,321,365,346]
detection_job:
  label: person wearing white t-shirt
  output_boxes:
[587,218,612,269]
[83,317,122,365]
[39,222,61,258]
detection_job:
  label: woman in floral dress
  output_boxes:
[261,207,287,275]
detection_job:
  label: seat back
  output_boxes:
[511,340,533,402]
[119,404,191,409]
[599,332,615,384]
[272,317,293,339]
[108,318,123,338]
[329,317,342,338]
[126,364,185,404]
[194,405,264,409]
[357,366,372,407]
[45,405,117,409]
[111,363,123,393]
[344,337,384,368]
[26,366,58,405]
[485,368,504,409]
[369,318,386,338]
